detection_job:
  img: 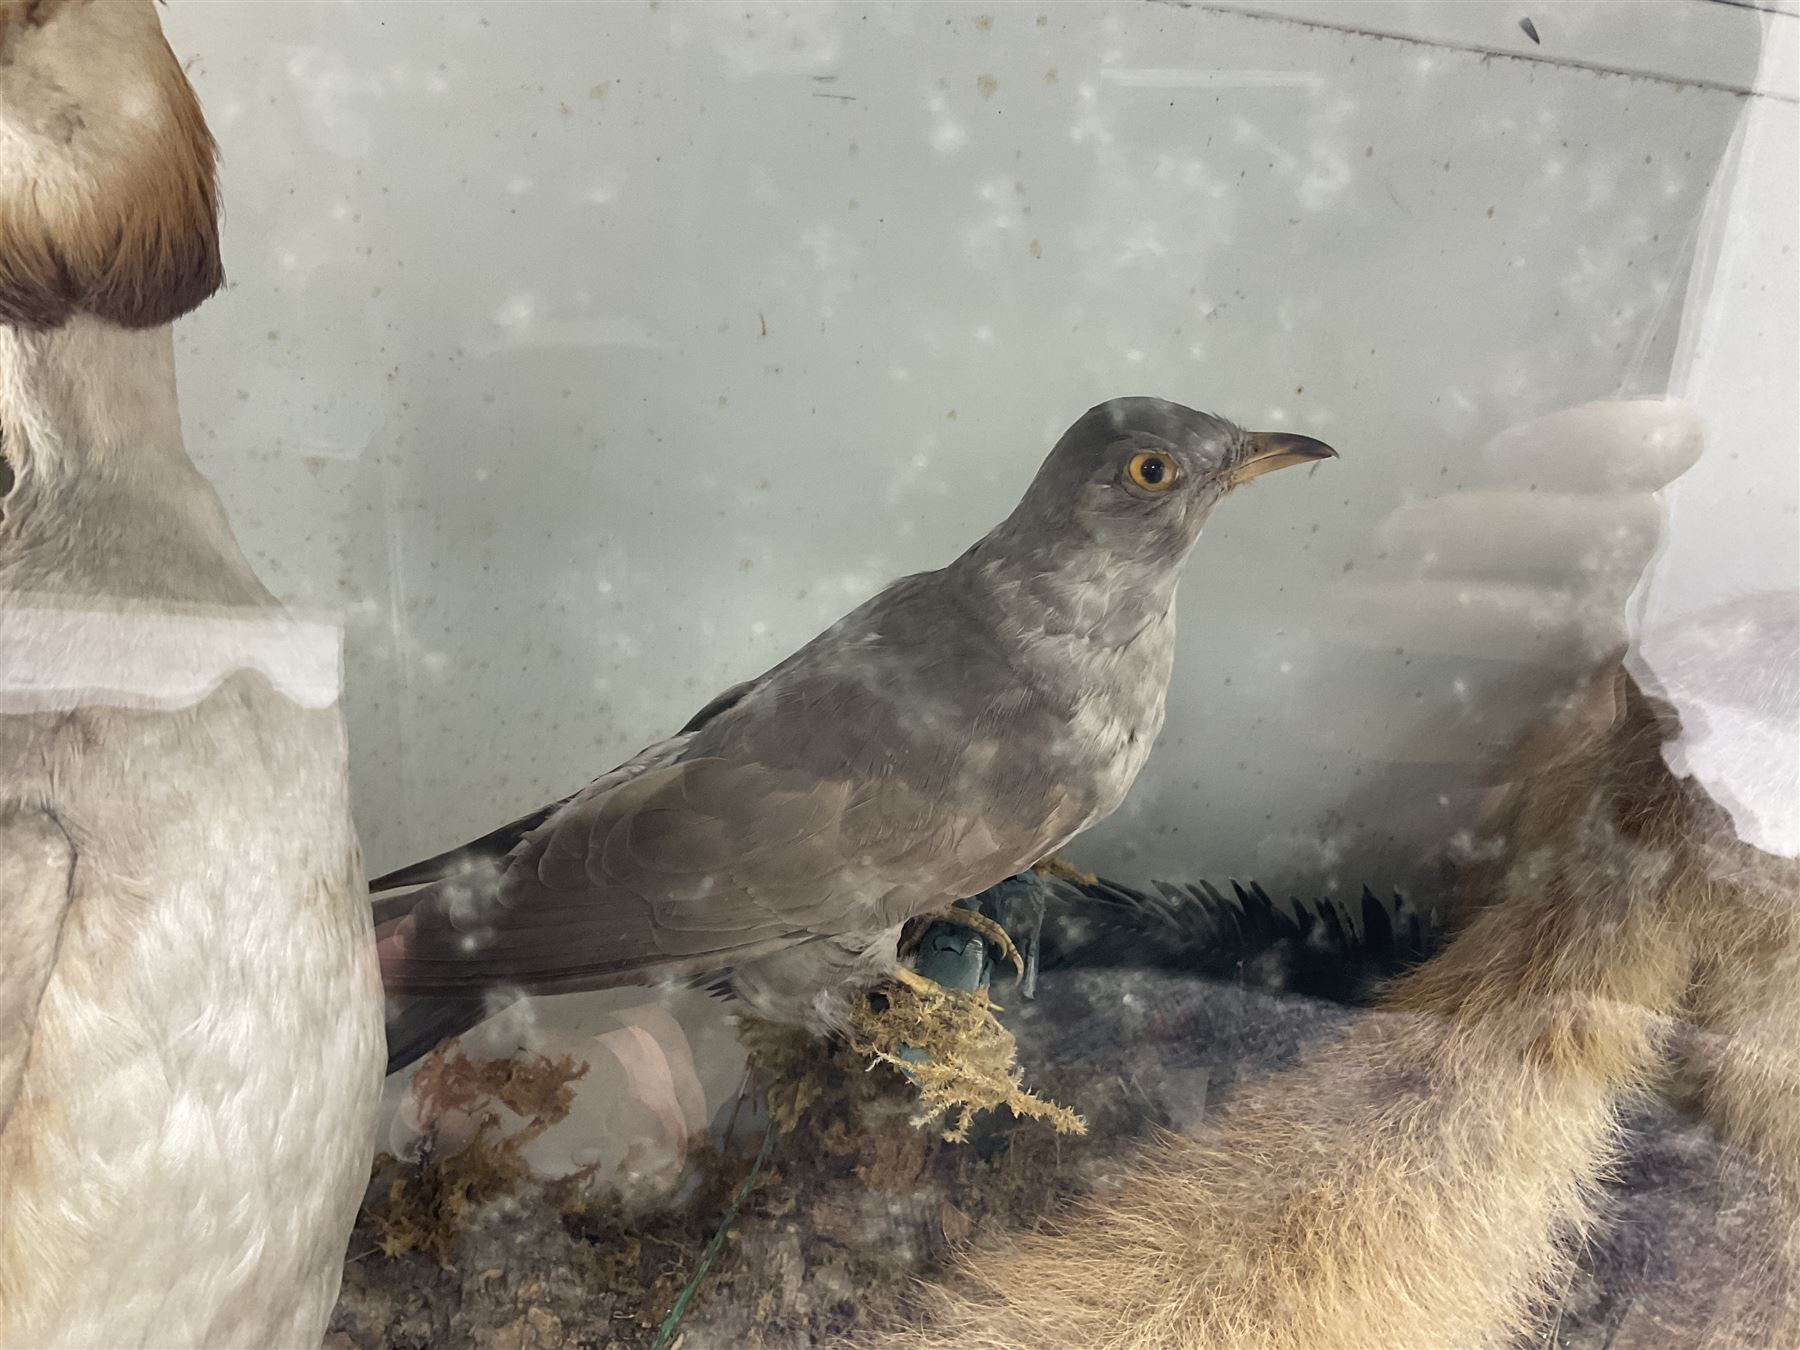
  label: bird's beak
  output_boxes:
[1230,432,1339,485]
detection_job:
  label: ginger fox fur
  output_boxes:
[885,651,1800,1350]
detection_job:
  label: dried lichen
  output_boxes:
[849,978,1084,1142]
[740,1019,830,1135]
[369,1046,589,1262]
[740,933,1085,1144]
[333,970,1185,1347]
[409,1043,590,1123]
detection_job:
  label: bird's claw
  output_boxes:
[906,906,1027,986]
[892,965,950,999]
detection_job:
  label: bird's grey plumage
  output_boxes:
[376,398,1335,1057]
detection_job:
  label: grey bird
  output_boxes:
[375,399,1335,1071]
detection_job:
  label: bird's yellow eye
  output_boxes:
[1125,450,1180,493]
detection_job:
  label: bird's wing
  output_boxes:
[367,677,767,903]
[0,809,76,1132]
[379,690,1072,996]
[377,577,1096,1000]
[674,676,762,734]
[380,749,877,993]
[368,797,569,899]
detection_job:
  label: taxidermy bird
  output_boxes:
[0,4,383,1346]
[376,397,1337,1072]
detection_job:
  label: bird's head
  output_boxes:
[1003,396,1337,571]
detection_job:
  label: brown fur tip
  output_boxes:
[0,0,224,330]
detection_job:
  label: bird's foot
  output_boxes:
[1032,851,1097,886]
[903,907,1026,985]
[891,964,954,999]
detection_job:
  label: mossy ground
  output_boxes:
[332,968,1774,1349]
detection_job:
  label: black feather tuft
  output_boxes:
[1036,871,1444,1007]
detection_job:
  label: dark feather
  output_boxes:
[384,994,501,1076]
[1038,872,1444,1006]
[676,676,763,734]
[370,674,766,900]
[368,797,568,895]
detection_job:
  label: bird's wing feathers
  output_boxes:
[380,661,1081,996]
[0,809,76,1131]
[367,796,568,899]
[381,752,868,992]
[379,580,1096,999]
[368,676,772,900]
[674,676,763,734]
[531,756,857,930]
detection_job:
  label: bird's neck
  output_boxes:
[0,316,192,487]
[951,519,1183,650]
[0,315,271,612]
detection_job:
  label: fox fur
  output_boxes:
[884,653,1800,1350]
